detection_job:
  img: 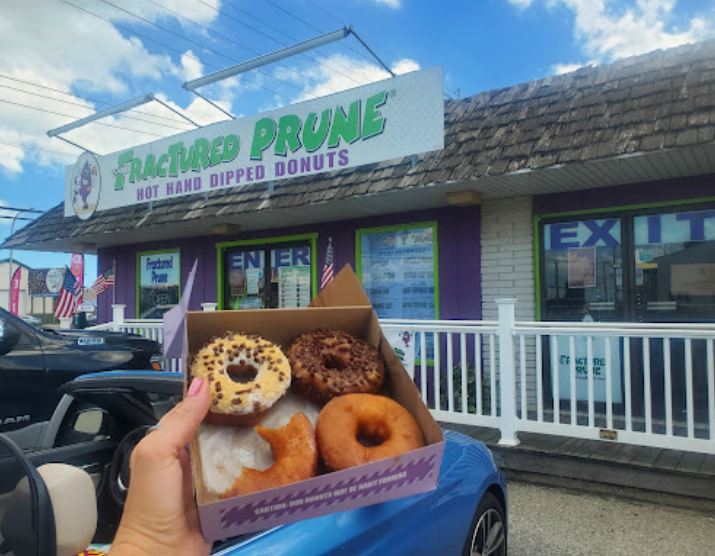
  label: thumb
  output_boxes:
[156,377,211,451]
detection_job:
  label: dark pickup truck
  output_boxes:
[0,308,161,433]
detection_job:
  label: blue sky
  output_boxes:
[1,0,713,284]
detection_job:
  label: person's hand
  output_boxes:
[110,377,211,556]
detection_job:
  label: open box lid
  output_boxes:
[310,266,371,309]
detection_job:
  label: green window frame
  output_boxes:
[136,248,181,318]
[355,221,440,319]
[215,233,319,310]
[533,195,715,320]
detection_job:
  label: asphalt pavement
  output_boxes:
[508,481,715,555]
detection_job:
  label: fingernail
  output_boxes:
[187,377,203,397]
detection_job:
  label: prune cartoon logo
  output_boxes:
[71,152,101,220]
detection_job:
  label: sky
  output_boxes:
[1,0,713,284]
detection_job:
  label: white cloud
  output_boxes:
[0,0,225,174]
[372,0,402,8]
[551,62,584,74]
[87,0,220,27]
[550,60,596,74]
[513,0,713,72]
[175,50,205,82]
[278,55,421,104]
[507,0,534,7]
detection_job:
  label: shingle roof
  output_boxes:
[6,39,715,250]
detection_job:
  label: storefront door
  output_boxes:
[223,242,313,310]
[537,203,715,429]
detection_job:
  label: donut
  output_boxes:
[316,393,424,471]
[191,333,291,425]
[221,412,317,497]
[198,392,321,494]
[287,329,385,403]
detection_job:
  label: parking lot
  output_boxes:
[509,482,715,555]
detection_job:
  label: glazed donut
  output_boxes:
[221,412,317,497]
[287,329,385,403]
[316,393,424,471]
[191,333,291,425]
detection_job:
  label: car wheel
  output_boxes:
[463,491,507,556]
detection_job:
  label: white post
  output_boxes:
[201,302,218,312]
[111,304,126,329]
[496,298,520,446]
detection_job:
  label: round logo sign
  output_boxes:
[71,152,101,220]
[45,268,63,294]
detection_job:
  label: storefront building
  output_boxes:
[5,40,715,334]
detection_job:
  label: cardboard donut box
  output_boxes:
[185,267,445,541]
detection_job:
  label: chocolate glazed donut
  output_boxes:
[287,329,385,403]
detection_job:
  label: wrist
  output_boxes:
[110,526,165,556]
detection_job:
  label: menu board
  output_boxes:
[359,226,436,319]
[278,266,311,308]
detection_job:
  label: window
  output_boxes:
[357,223,438,319]
[136,249,181,319]
[218,235,317,310]
[634,208,715,322]
[538,201,715,324]
[542,218,624,322]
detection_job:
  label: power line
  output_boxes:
[200,0,365,88]
[142,0,326,92]
[263,0,379,66]
[56,0,282,100]
[290,0,459,98]
[0,206,43,213]
[0,139,79,157]
[0,98,165,137]
[91,0,299,97]
[0,83,193,132]
[0,73,194,127]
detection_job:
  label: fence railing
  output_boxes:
[94,301,715,454]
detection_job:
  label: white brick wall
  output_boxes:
[481,195,536,320]
[481,196,538,414]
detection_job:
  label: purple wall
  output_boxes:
[97,205,481,322]
[534,174,715,214]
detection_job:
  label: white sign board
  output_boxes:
[45,268,63,294]
[557,335,622,404]
[65,68,445,219]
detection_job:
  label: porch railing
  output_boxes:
[93,301,715,455]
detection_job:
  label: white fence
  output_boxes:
[95,301,715,455]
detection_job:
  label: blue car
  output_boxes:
[0,371,507,555]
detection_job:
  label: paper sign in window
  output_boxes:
[567,247,596,288]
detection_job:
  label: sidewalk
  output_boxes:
[445,423,715,511]
[508,482,715,556]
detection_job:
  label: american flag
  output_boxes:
[320,237,335,290]
[91,267,115,295]
[54,269,81,319]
